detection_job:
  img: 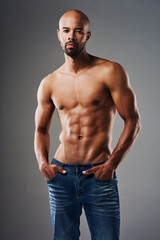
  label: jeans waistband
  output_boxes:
[51,157,106,171]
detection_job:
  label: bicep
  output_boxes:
[111,86,139,121]
[35,79,55,133]
[35,102,54,133]
[108,63,139,121]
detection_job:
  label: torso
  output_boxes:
[48,56,117,164]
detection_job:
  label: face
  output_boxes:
[57,13,91,57]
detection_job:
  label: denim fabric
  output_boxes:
[47,158,120,240]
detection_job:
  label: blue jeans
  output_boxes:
[47,158,120,240]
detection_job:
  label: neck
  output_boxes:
[64,50,91,74]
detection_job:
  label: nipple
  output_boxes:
[59,105,64,110]
[78,136,83,140]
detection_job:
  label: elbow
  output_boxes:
[125,114,142,135]
[35,126,49,135]
[133,114,142,136]
[136,117,142,134]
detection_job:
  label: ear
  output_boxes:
[86,31,91,42]
[57,29,60,41]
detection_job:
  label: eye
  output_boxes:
[76,30,83,34]
[63,30,69,33]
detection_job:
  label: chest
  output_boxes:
[51,73,113,110]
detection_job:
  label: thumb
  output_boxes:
[82,167,95,175]
[56,165,66,174]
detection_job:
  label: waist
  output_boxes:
[51,157,106,171]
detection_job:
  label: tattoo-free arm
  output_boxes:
[34,78,55,170]
[106,63,141,170]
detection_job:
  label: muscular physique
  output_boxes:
[34,10,141,182]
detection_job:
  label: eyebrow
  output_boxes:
[62,27,83,30]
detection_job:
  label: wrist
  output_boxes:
[104,158,117,171]
[38,159,49,172]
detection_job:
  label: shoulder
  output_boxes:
[39,70,57,87]
[38,68,61,93]
[92,56,128,77]
[99,60,130,90]
[37,71,57,103]
[37,64,65,102]
[99,59,127,77]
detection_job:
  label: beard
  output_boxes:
[60,41,86,57]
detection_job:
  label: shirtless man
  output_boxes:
[34,9,141,240]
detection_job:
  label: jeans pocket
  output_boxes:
[46,172,60,183]
[94,172,117,182]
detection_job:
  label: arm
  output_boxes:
[34,78,66,180]
[105,63,141,171]
[83,63,141,179]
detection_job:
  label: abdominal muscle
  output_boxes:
[54,106,116,164]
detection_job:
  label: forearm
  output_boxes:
[34,130,50,169]
[107,116,141,170]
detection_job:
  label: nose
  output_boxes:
[68,30,76,41]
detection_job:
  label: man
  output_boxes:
[34,9,141,240]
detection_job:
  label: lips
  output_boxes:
[66,42,77,48]
[67,44,75,47]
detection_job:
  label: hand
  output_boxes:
[39,162,66,181]
[82,161,114,180]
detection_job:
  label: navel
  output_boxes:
[59,105,64,110]
[78,136,83,140]
[92,100,100,105]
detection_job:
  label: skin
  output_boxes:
[34,10,141,181]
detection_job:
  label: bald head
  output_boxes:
[57,9,91,58]
[59,9,90,32]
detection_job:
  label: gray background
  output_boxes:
[1,0,160,239]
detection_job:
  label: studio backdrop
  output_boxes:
[1,0,160,239]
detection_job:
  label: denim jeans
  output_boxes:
[47,158,120,240]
